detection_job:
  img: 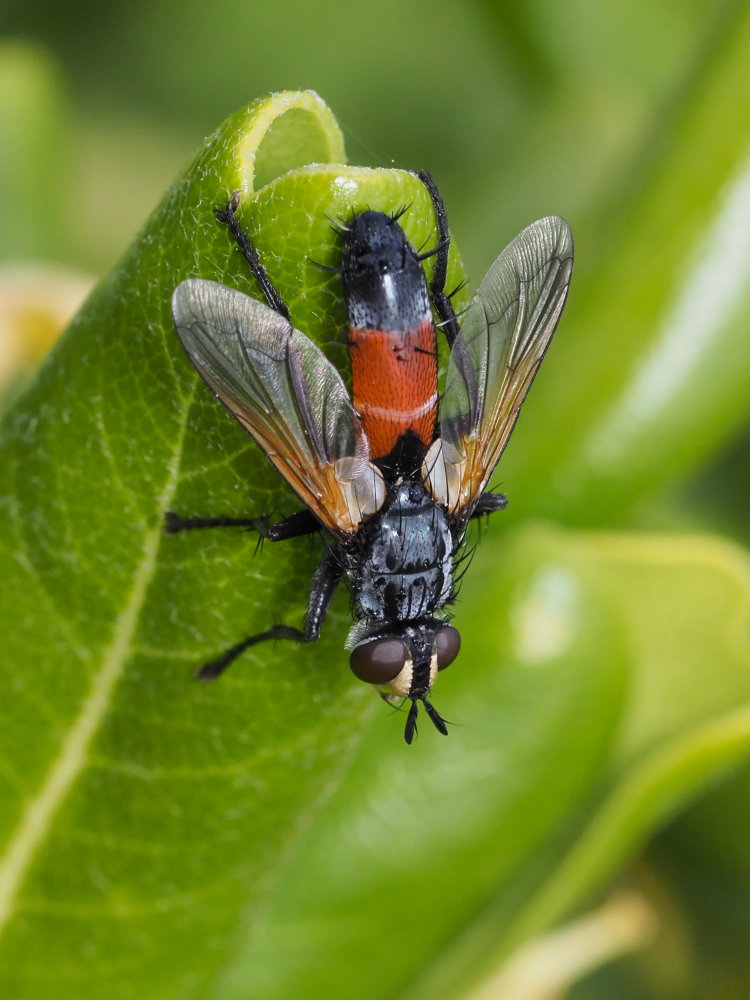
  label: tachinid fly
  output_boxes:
[167,173,573,743]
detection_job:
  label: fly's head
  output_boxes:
[346,619,461,744]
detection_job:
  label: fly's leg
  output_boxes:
[416,169,461,347]
[469,493,508,519]
[164,508,319,540]
[196,550,343,680]
[215,192,291,321]
[168,196,303,543]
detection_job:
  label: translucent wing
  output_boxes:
[172,279,385,535]
[424,216,573,514]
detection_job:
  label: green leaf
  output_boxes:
[0,40,70,261]
[634,754,750,998]
[0,91,466,998]
[219,528,750,1000]
[501,4,750,525]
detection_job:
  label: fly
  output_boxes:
[166,172,574,743]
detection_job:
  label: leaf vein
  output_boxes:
[0,383,197,935]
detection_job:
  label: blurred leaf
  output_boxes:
[0,264,93,404]
[0,40,70,261]
[637,757,750,1000]
[467,889,659,1000]
[217,529,750,1000]
[502,2,750,526]
[470,1,557,94]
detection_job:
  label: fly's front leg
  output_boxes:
[164,508,319,540]
[215,191,291,321]
[469,493,508,519]
[196,549,343,681]
[416,169,461,347]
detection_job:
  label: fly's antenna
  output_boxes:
[404,699,420,744]
[422,698,449,736]
[404,697,450,743]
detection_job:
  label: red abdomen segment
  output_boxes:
[350,317,438,459]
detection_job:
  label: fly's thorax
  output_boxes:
[350,480,454,621]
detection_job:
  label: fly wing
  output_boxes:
[172,279,385,535]
[425,216,573,513]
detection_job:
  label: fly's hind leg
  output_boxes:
[215,192,291,321]
[416,169,461,347]
[196,549,343,681]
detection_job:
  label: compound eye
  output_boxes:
[435,626,461,671]
[350,638,408,685]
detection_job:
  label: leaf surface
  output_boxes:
[218,528,750,1000]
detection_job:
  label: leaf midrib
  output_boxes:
[0,382,196,934]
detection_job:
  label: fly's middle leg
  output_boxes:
[416,169,461,347]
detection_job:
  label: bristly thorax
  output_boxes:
[351,481,454,621]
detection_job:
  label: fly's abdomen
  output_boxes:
[350,319,437,458]
[342,210,438,461]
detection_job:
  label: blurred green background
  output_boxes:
[1,0,740,276]
[3,1,750,998]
